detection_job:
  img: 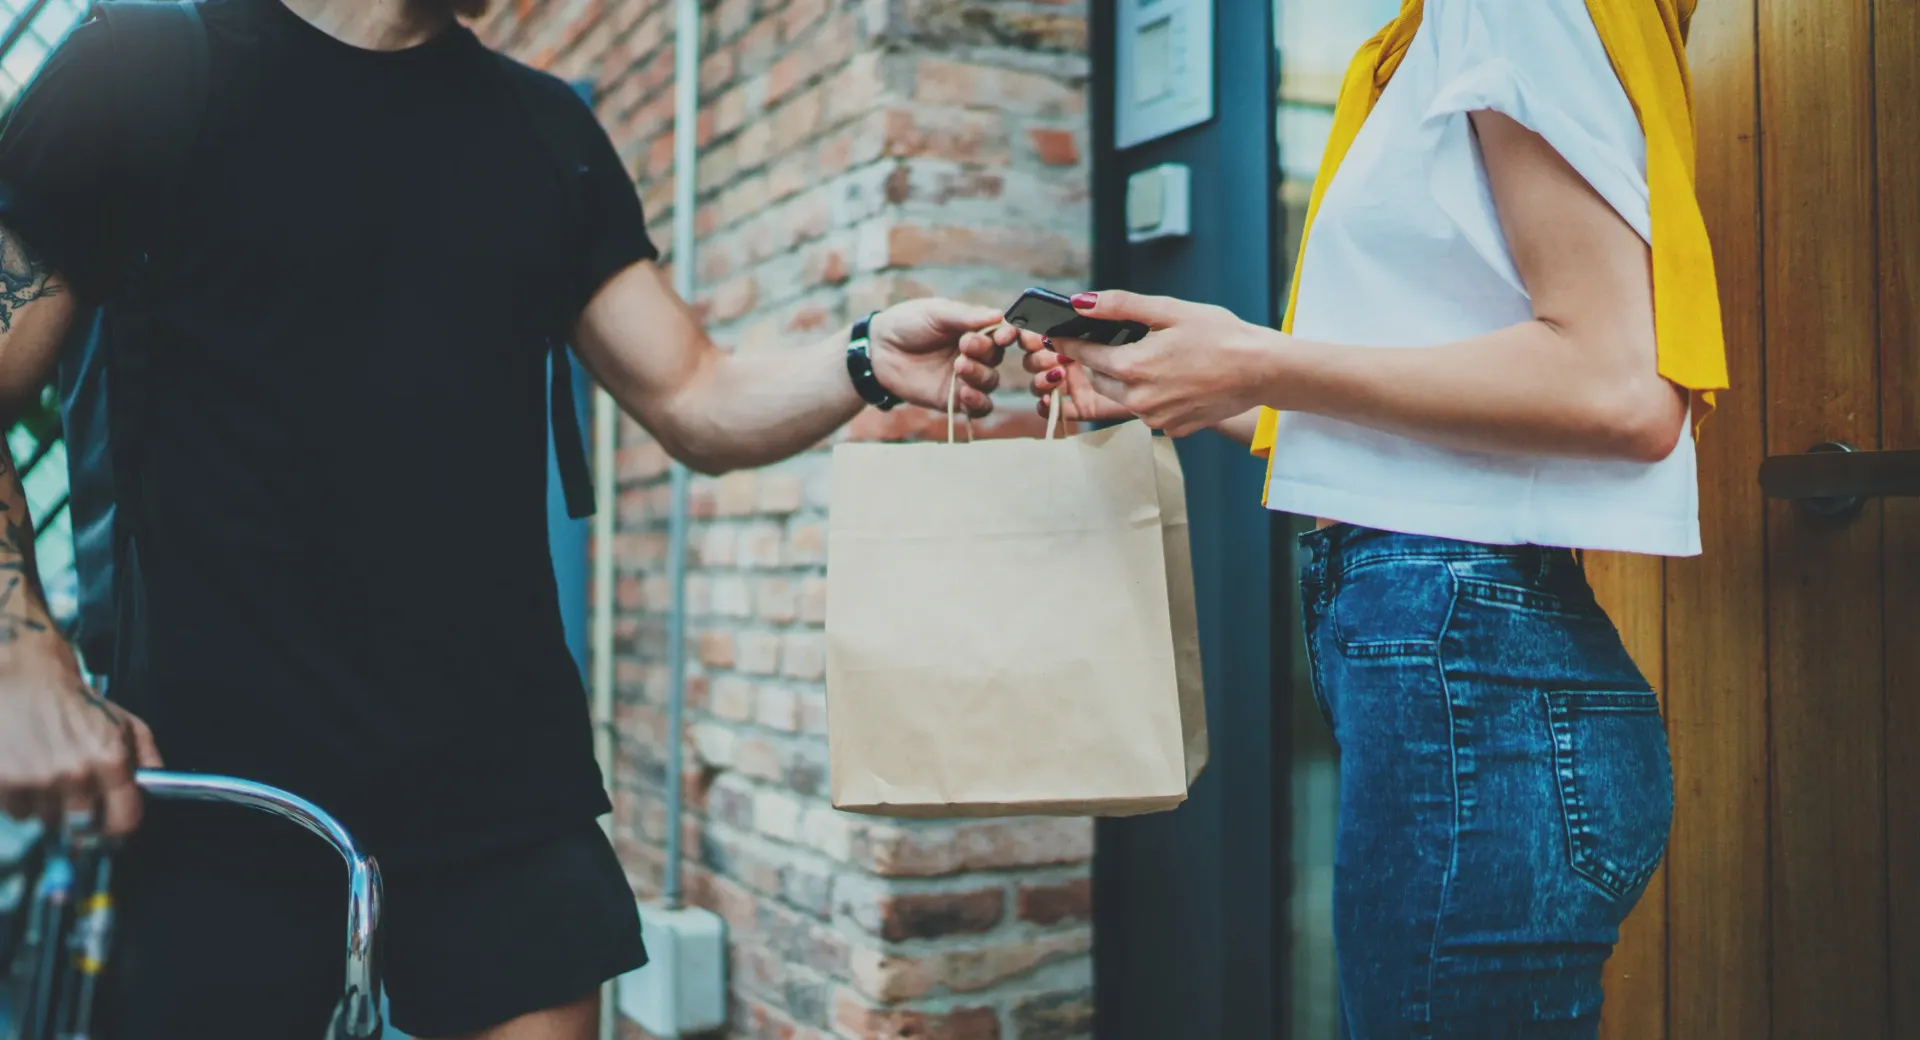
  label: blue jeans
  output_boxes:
[1299,525,1673,1039]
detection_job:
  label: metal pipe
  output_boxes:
[591,265,620,1040]
[662,0,699,913]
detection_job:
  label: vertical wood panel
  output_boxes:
[1759,0,1889,1036]
[1666,0,1773,1034]
[1875,0,1920,1035]
[1588,554,1667,1040]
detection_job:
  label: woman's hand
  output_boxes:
[1047,291,1281,438]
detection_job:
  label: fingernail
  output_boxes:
[1042,337,1055,349]
[1070,292,1097,311]
[1046,369,1063,384]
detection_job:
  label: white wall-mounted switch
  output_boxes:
[1126,163,1191,243]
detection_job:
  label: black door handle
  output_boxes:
[1759,442,1920,518]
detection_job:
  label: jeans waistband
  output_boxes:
[1298,524,1575,586]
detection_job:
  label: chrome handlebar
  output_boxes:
[133,771,384,1040]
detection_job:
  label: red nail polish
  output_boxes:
[1042,337,1055,349]
[1070,293,1098,311]
[1047,369,1063,384]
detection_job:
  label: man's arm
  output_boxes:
[571,261,1015,475]
[0,223,159,835]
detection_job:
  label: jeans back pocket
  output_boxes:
[1544,689,1675,901]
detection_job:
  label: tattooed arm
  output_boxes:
[0,223,160,836]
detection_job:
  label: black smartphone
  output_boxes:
[1003,287,1150,346]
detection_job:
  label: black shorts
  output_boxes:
[97,815,646,1039]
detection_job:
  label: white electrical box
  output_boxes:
[1126,163,1191,243]
[1114,0,1214,149]
[618,903,727,1038]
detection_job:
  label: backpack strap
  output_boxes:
[91,0,209,545]
[492,56,598,520]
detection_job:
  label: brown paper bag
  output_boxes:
[826,415,1206,818]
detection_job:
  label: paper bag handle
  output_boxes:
[946,357,1063,444]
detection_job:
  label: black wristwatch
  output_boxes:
[845,311,902,411]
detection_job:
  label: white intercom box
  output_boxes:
[1126,163,1192,242]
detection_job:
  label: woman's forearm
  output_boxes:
[1252,320,1686,463]
[1209,408,1261,446]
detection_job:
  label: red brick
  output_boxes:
[615,576,642,610]
[757,682,800,731]
[811,249,850,285]
[708,273,760,324]
[913,56,1083,117]
[779,0,827,41]
[694,871,762,937]
[736,734,785,782]
[887,225,1086,278]
[846,948,939,1004]
[738,16,780,69]
[702,572,749,616]
[700,48,736,93]
[797,691,830,735]
[708,778,756,831]
[771,88,826,152]
[941,929,1092,992]
[713,0,752,39]
[1027,127,1080,166]
[757,578,798,624]
[697,526,737,566]
[698,630,737,669]
[768,152,812,205]
[797,577,827,625]
[1011,989,1094,1040]
[873,887,1006,942]
[712,674,758,721]
[834,991,1001,1040]
[741,522,785,567]
[854,818,1093,877]
[785,305,835,334]
[779,633,825,681]
[1018,877,1092,925]
[882,107,1009,164]
[739,630,783,675]
[616,438,670,481]
[784,741,829,796]
[756,473,805,514]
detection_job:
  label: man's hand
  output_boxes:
[868,299,1016,417]
[0,649,162,836]
[1019,336,1132,424]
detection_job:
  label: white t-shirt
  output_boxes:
[1265,0,1701,557]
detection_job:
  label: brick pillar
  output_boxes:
[477,2,1093,1037]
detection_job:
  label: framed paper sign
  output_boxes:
[1114,0,1215,150]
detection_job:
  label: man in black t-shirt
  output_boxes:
[0,0,1014,1034]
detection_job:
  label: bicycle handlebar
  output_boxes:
[133,771,384,1040]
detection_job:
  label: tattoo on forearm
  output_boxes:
[0,227,61,333]
[0,445,49,643]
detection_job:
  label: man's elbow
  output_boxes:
[651,428,735,477]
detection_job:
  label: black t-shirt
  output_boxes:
[0,0,656,867]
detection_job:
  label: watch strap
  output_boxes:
[846,311,901,411]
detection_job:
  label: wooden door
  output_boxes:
[1589,1,1918,1037]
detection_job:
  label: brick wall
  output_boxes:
[474,1,1095,1037]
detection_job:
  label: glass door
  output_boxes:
[1270,4,1401,1037]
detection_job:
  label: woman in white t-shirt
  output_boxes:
[1023,0,1725,1034]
